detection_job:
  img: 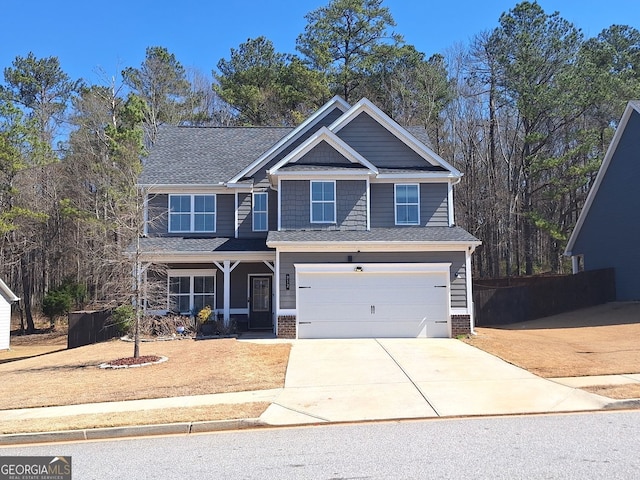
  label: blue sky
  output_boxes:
[1,1,639,85]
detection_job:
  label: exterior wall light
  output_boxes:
[285,273,290,290]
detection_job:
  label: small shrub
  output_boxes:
[42,290,72,325]
[112,304,135,334]
[197,305,212,325]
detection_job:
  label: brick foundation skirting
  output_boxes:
[277,315,296,339]
[451,314,471,337]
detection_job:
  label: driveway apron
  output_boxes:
[259,339,610,425]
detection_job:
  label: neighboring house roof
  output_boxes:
[267,226,481,245]
[565,101,640,256]
[0,278,19,303]
[139,126,291,186]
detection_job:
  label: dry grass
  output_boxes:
[0,402,268,435]
[1,326,67,363]
[582,384,640,400]
[464,303,640,378]
[0,337,290,410]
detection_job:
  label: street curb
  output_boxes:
[0,418,265,446]
[604,399,640,410]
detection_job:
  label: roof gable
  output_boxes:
[329,98,462,177]
[229,96,351,183]
[268,127,378,176]
[565,101,640,255]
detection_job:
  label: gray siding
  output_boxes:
[145,193,234,237]
[227,262,274,309]
[238,190,278,238]
[337,112,428,168]
[250,107,345,186]
[572,110,640,301]
[279,251,467,309]
[216,194,235,237]
[297,140,352,165]
[147,194,169,236]
[280,180,367,230]
[370,183,449,227]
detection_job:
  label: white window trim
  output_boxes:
[252,192,269,232]
[395,184,420,225]
[167,269,216,314]
[168,194,216,233]
[310,180,337,224]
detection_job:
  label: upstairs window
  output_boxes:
[395,184,420,225]
[253,192,268,231]
[311,181,336,223]
[169,194,216,233]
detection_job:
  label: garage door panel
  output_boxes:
[296,263,451,339]
[298,319,428,339]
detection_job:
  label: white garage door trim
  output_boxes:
[295,263,451,339]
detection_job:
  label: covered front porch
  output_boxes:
[137,237,276,331]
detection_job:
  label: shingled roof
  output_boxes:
[139,125,292,186]
[139,122,439,186]
[267,226,480,245]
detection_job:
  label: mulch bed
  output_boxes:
[99,355,167,369]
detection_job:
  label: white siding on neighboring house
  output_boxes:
[0,279,19,350]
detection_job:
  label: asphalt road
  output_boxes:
[2,411,640,479]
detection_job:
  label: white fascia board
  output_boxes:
[225,182,254,191]
[271,171,375,181]
[564,101,640,256]
[268,241,481,253]
[139,251,276,263]
[372,173,457,182]
[143,184,230,194]
[229,96,351,183]
[0,278,19,302]
[268,126,378,175]
[294,262,452,275]
[329,98,463,178]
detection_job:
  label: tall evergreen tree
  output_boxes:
[122,46,190,144]
[296,0,403,102]
[215,36,329,126]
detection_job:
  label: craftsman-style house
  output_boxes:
[137,96,481,338]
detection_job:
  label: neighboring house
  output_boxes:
[0,278,19,350]
[137,96,481,338]
[565,100,640,301]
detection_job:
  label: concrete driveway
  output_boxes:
[260,339,611,425]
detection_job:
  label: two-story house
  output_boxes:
[137,96,481,338]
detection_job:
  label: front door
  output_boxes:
[249,276,272,329]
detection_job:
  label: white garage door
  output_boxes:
[295,263,451,339]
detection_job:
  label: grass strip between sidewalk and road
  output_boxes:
[0,402,269,435]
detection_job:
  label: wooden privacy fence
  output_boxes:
[67,309,119,349]
[473,269,616,326]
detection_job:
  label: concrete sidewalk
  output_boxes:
[1,338,637,445]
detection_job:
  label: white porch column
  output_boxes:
[223,260,231,324]
[214,260,240,326]
[465,249,475,334]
